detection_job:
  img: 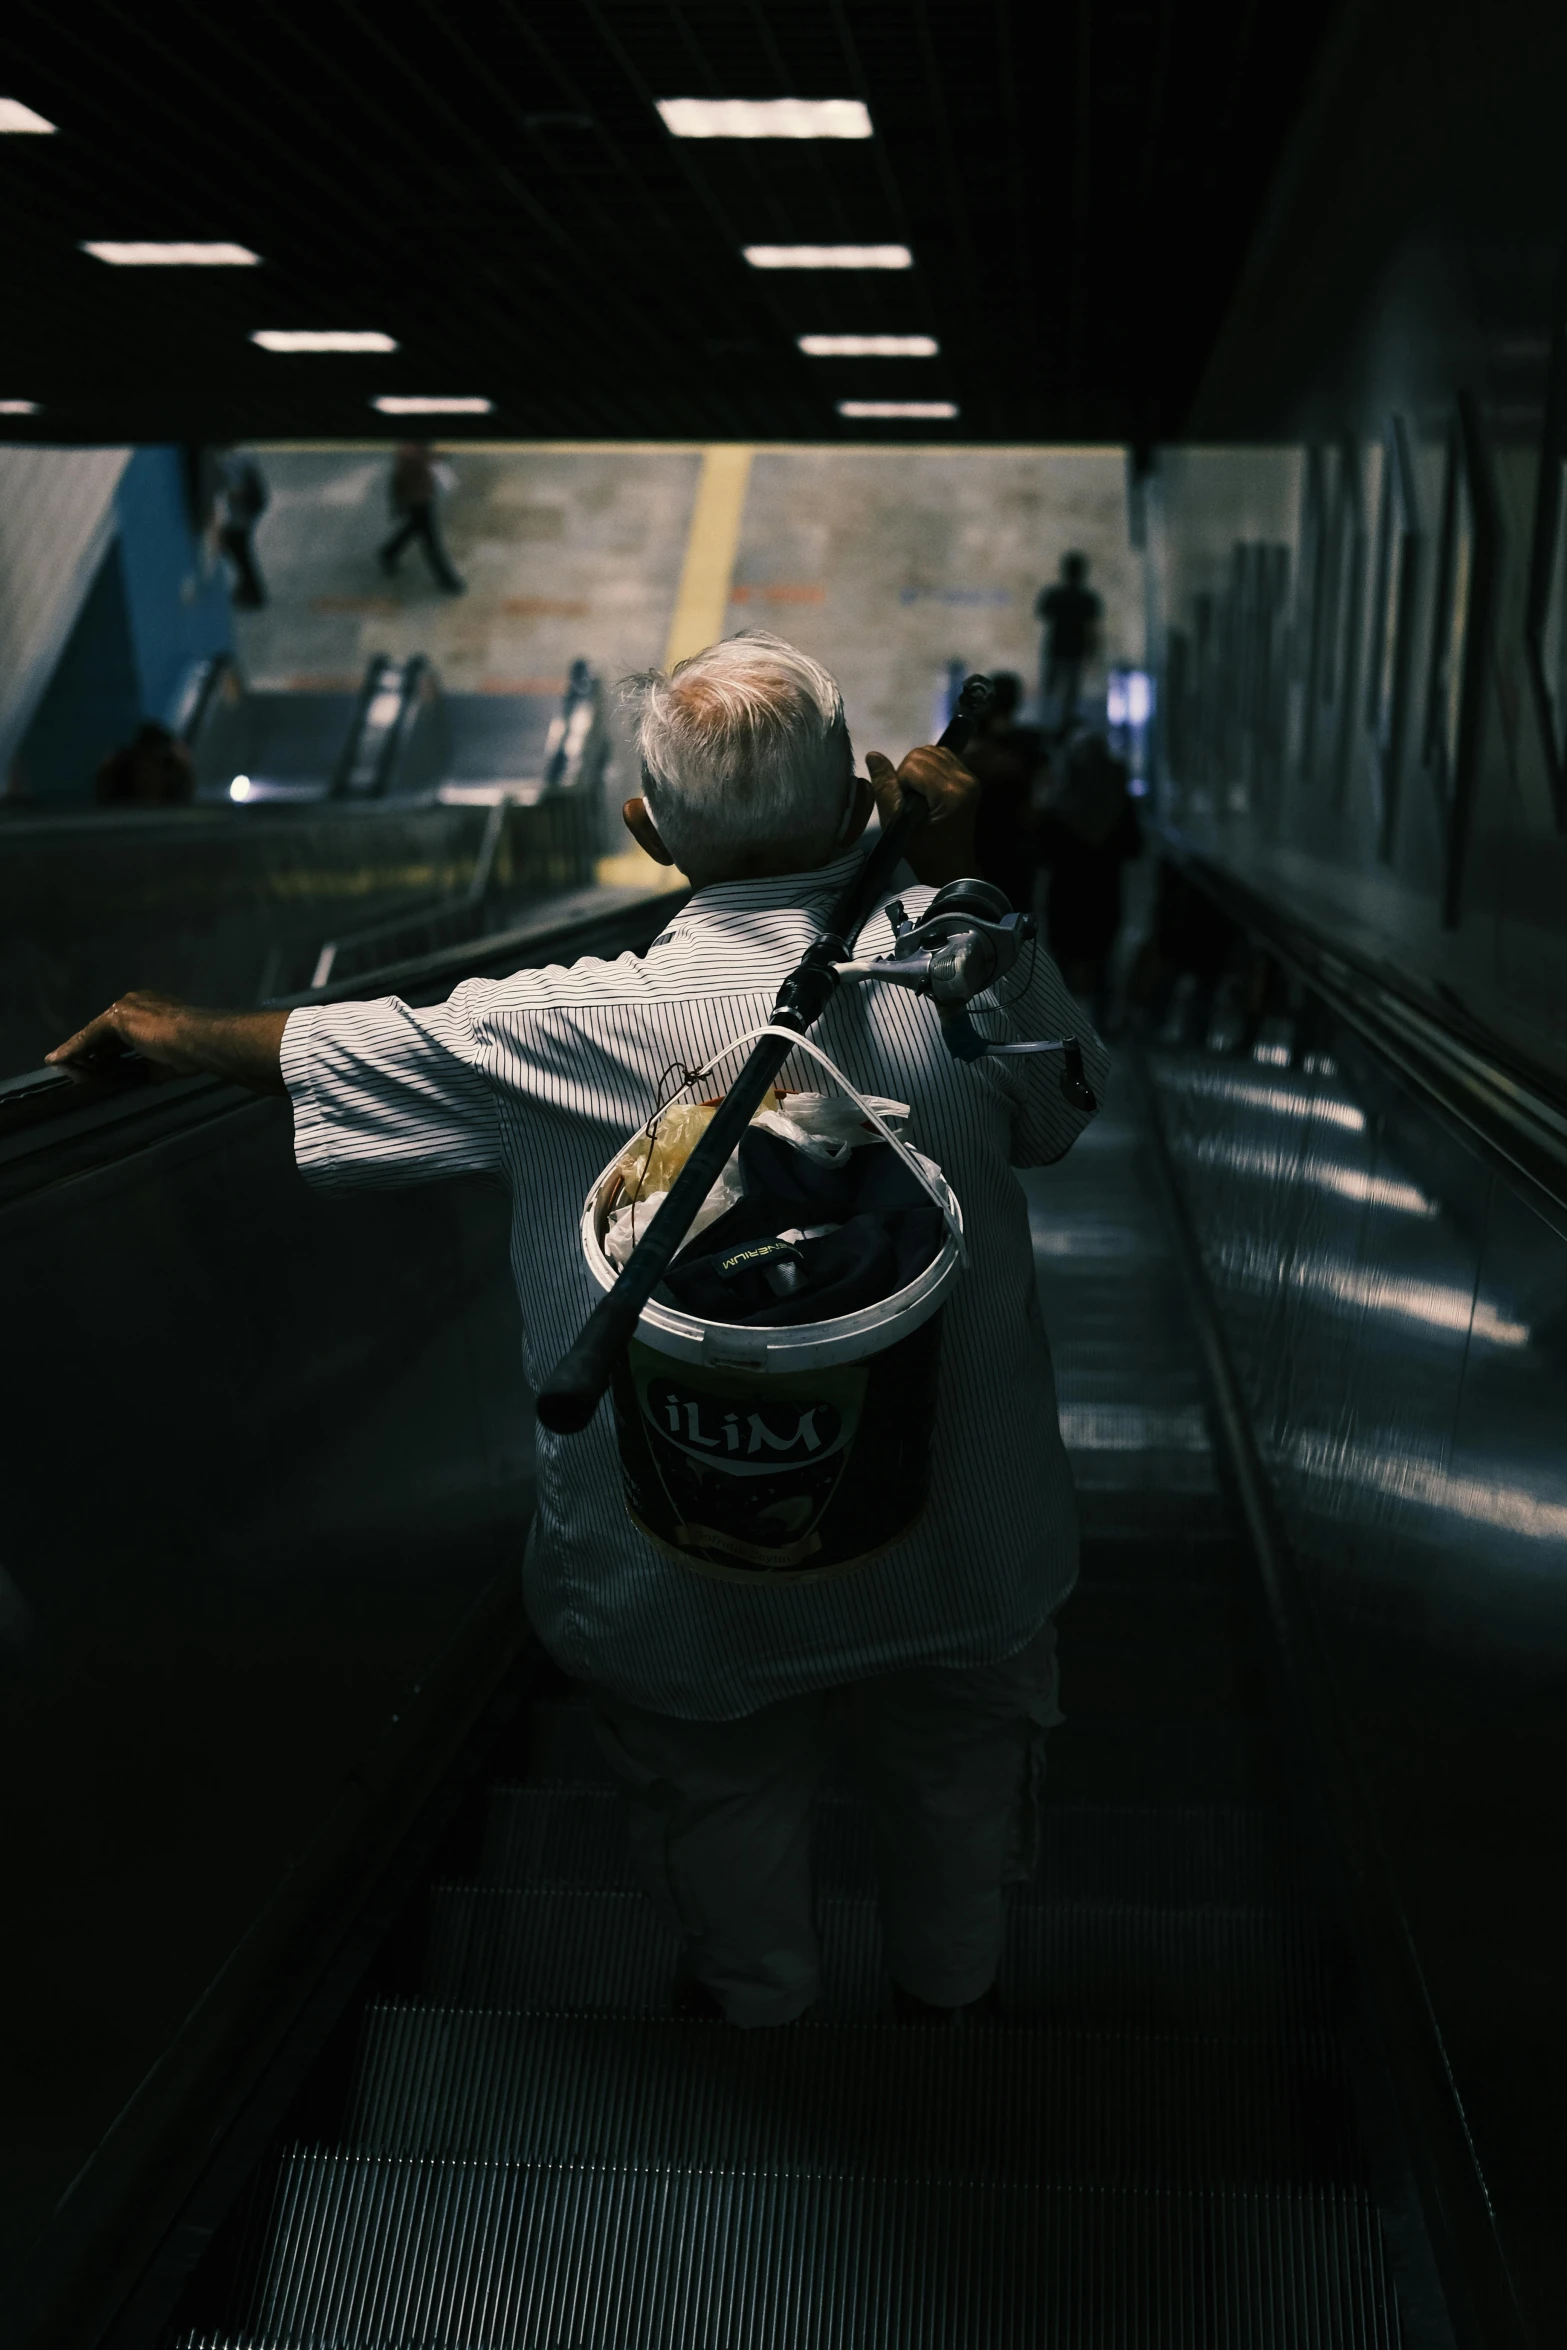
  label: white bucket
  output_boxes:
[580,1132,965,1584]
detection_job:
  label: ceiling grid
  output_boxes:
[0,0,1335,443]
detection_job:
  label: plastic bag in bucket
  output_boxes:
[581,1089,964,1585]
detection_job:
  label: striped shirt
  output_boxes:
[281,846,1108,1720]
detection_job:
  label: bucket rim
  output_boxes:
[580,1144,964,1372]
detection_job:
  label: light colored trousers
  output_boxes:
[580,1615,1062,2028]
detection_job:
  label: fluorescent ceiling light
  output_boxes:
[82,241,261,266]
[373,395,493,414]
[838,400,958,420]
[657,97,871,140]
[0,98,57,133]
[802,334,937,358]
[253,330,397,353]
[0,400,40,415]
[745,244,911,270]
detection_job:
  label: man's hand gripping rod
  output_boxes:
[535,676,995,1435]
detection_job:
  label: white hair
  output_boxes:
[624,630,855,872]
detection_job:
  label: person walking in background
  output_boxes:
[217,450,269,609]
[1034,729,1141,1032]
[1035,552,1102,741]
[379,442,465,594]
[965,671,1044,914]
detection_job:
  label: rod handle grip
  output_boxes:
[536,1284,634,1434]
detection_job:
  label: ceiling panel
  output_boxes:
[0,0,1334,444]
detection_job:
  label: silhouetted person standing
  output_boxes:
[1034,730,1141,1032]
[965,671,1043,913]
[95,722,195,807]
[1139,858,1239,1048]
[379,442,464,593]
[218,452,268,609]
[1035,552,1101,740]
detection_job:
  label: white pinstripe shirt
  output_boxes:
[281,847,1108,1720]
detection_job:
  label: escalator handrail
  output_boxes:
[371,653,430,797]
[0,883,686,1167]
[328,653,393,798]
[176,649,239,749]
[1159,822,1567,1227]
[305,789,596,993]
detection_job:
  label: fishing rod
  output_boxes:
[536,672,1090,1435]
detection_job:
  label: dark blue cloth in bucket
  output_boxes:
[657,1133,946,1328]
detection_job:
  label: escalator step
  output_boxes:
[1043,1718,1281,1802]
[422,1886,1333,2031]
[347,2007,1360,2182]
[1059,1579,1255,1642]
[481,1788,1307,1908]
[1068,1448,1221,1496]
[1076,1491,1237,1543]
[524,1702,1279,1800]
[191,2154,1398,2349]
[1054,1637,1267,1720]
[1074,1534,1250,1587]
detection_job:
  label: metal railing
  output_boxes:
[302,791,603,994]
[1158,821,1567,1225]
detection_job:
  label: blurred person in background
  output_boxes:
[1130,857,1241,1049]
[379,441,465,594]
[1035,552,1101,742]
[1034,729,1140,1032]
[965,671,1043,914]
[217,450,269,609]
[95,722,195,808]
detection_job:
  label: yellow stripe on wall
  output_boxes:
[663,444,754,670]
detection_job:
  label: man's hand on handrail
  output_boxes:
[46,992,289,1096]
[865,744,978,889]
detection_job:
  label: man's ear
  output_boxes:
[622,795,676,866]
[839,771,875,850]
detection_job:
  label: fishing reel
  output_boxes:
[832,877,1097,1112]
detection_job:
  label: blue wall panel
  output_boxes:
[10,540,140,800]
[114,445,233,726]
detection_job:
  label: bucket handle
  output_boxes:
[682,1023,967,1265]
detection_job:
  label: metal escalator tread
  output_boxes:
[182,2161,1399,2348]
[422,1885,1334,2029]
[178,1059,1408,2350]
[343,2008,1361,2178]
[480,1785,1309,1905]
[524,1697,1284,1801]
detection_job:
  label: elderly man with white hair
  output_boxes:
[50,630,1108,2032]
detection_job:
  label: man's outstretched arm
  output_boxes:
[46,992,289,1095]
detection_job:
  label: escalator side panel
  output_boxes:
[0,803,516,1074]
[1,896,672,2350]
[1146,1018,1566,2347]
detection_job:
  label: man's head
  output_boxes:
[621,630,869,885]
[1062,551,1088,585]
[987,671,1023,721]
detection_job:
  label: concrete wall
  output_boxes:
[235,437,1139,768]
[0,445,130,786]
